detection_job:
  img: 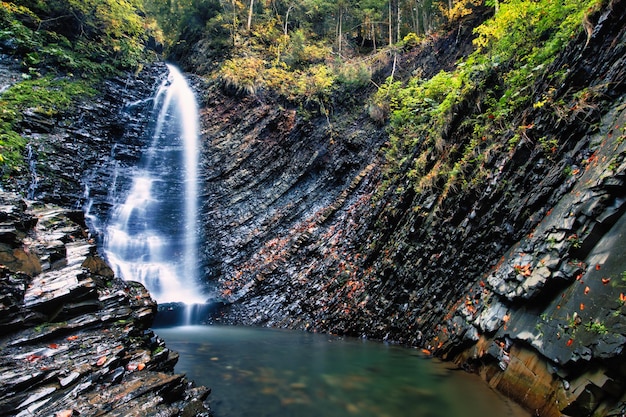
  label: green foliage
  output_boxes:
[0,75,95,175]
[335,60,371,90]
[1,0,160,75]
[584,320,608,335]
[399,32,421,50]
[472,0,602,120]
[217,54,337,110]
[373,0,602,200]
[220,56,266,95]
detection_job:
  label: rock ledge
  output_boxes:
[0,192,211,417]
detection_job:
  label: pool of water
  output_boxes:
[156,326,529,417]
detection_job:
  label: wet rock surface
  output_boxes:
[1,2,625,416]
[0,193,211,416]
[3,61,171,219]
[195,2,626,416]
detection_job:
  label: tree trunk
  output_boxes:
[372,22,377,51]
[397,0,401,43]
[388,0,393,45]
[247,0,254,32]
[337,8,343,53]
[232,0,238,46]
[284,5,293,35]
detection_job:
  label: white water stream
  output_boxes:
[103,64,206,305]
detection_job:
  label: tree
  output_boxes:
[247,0,254,31]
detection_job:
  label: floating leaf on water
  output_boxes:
[290,382,307,390]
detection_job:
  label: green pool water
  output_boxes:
[156,325,529,417]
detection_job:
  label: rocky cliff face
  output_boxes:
[195,2,626,416]
[0,62,213,415]
[2,1,625,416]
[0,193,211,416]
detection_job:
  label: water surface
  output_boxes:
[157,325,529,417]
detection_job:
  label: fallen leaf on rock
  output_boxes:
[49,343,59,349]
[137,363,145,371]
[66,335,79,341]
[96,356,107,366]
[55,410,74,417]
[566,339,573,347]
[580,303,585,311]
[596,264,602,270]
[602,278,611,285]
[421,349,431,355]
[584,286,590,295]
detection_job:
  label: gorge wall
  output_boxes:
[1,1,625,416]
[191,2,626,416]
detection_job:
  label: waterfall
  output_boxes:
[26,144,38,200]
[103,64,206,309]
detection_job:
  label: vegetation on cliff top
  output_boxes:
[370,0,603,198]
[152,0,605,203]
[155,0,485,110]
[0,0,607,191]
[0,0,162,176]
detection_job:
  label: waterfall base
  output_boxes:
[153,302,227,327]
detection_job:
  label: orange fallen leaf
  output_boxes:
[602,277,611,285]
[48,343,59,349]
[595,264,602,270]
[66,335,79,341]
[566,339,573,347]
[580,303,585,311]
[421,349,431,355]
[584,286,590,295]
[55,410,74,417]
[96,356,107,366]
[620,293,626,302]
[137,363,145,371]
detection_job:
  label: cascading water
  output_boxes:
[26,143,38,200]
[103,64,207,314]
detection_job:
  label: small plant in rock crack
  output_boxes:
[567,234,582,249]
[585,320,608,335]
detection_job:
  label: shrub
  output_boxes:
[219,56,266,95]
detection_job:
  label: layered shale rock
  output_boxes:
[0,193,211,416]
[196,2,626,416]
